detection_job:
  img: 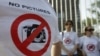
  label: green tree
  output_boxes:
[82,17,97,26]
[88,0,100,21]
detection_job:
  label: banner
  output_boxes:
[0,0,60,56]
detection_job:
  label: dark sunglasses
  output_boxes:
[85,29,94,31]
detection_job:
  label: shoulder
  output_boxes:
[59,31,65,35]
[92,35,99,41]
[79,36,86,43]
[79,36,86,40]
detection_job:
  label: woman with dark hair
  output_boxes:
[60,20,79,56]
[79,26,100,56]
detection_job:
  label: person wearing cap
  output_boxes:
[79,26,100,56]
[60,20,79,56]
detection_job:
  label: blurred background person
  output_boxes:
[60,20,79,56]
[79,26,100,56]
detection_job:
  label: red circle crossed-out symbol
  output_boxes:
[64,38,71,44]
[11,14,51,56]
[87,44,95,51]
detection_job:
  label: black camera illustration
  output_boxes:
[22,24,46,43]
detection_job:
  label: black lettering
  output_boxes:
[9,2,14,6]
[27,7,33,10]
[43,10,46,13]
[9,2,50,14]
[22,5,27,8]
[9,2,20,7]
[38,9,44,12]
[22,5,32,10]
[47,11,50,14]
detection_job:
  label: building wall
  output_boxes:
[48,0,81,36]
[48,0,100,37]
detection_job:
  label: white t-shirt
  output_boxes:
[60,31,79,55]
[79,35,100,56]
[0,0,61,56]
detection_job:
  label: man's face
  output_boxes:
[65,22,72,29]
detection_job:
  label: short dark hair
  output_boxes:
[65,20,73,26]
[83,26,94,35]
[85,26,94,31]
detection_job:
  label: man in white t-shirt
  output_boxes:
[60,20,79,56]
[79,26,100,56]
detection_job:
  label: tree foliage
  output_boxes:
[83,0,100,26]
[82,17,98,26]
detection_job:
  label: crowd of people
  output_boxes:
[59,20,100,56]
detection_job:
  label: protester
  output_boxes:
[60,20,79,56]
[79,26,100,56]
[0,0,61,56]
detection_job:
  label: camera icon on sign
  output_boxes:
[22,24,46,43]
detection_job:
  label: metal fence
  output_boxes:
[48,0,100,37]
